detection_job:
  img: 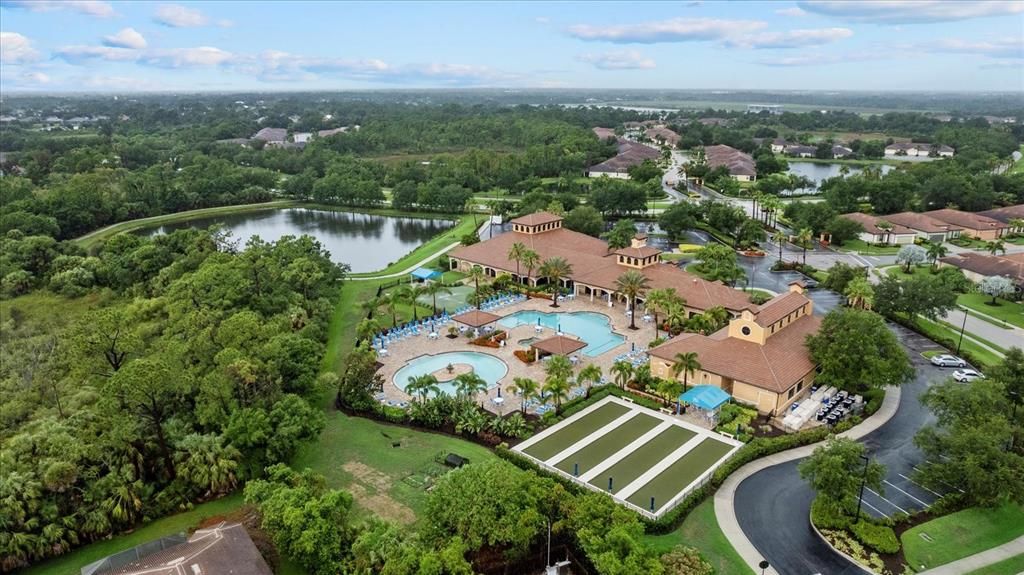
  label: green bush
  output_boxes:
[660,545,714,575]
[811,496,853,529]
[850,520,900,554]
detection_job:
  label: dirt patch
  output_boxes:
[343,461,416,525]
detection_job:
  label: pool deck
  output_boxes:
[377,296,662,413]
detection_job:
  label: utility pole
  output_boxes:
[855,454,870,519]
[956,308,968,355]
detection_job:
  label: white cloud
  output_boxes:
[1,0,115,17]
[141,46,236,68]
[577,50,656,70]
[756,54,846,67]
[775,6,808,17]
[567,17,766,43]
[153,4,208,27]
[797,1,1024,24]
[931,38,1024,59]
[241,50,513,85]
[725,27,853,49]
[102,27,147,49]
[21,70,50,83]
[0,31,39,63]
[55,44,140,63]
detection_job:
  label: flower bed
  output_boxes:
[513,349,536,364]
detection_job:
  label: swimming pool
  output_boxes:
[499,310,625,356]
[393,351,508,397]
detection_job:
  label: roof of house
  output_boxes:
[592,127,617,140]
[645,126,680,146]
[883,211,962,234]
[252,127,287,142]
[752,291,812,328]
[923,209,1009,232]
[940,252,1024,283]
[589,141,661,173]
[840,212,916,236]
[978,204,1024,224]
[531,335,588,356]
[613,246,663,259]
[705,144,756,177]
[452,309,502,327]
[317,127,348,138]
[649,312,822,393]
[784,145,817,154]
[86,523,272,575]
[510,211,564,226]
[832,145,853,155]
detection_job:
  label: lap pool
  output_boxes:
[393,351,508,397]
[499,310,625,356]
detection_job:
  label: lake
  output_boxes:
[784,161,895,195]
[137,208,454,273]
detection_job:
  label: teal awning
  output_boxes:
[411,268,441,281]
[680,385,730,411]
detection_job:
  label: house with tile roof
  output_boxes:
[649,282,821,415]
[705,144,757,182]
[939,252,1024,290]
[838,213,917,245]
[923,208,1009,240]
[587,140,661,179]
[979,204,1024,234]
[448,212,757,317]
[883,211,963,243]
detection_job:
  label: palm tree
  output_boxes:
[611,360,633,390]
[508,242,527,283]
[796,227,813,266]
[468,265,488,309]
[657,378,684,412]
[645,288,682,339]
[406,374,440,401]
[509,377,539,414]
[772,229,787,264]
[761,195,783,228]
[703,306,730,332]
[665,302,689,335]
[355,317,382,342]
[376,291,403,327]
[926,242,948,270]
[670,351,701,394]
[876,220,893,245]
[545,354,574,381]
[521,249,540,285]
[396,283,428,321]
[577,364,603,398]
[986,240,1006,256]
[844,277,874,311]
[538,257,573,308]
[543,374,571,413]
[615,270,651,330]
[684,313,713,335]
[422,282,452,315]
[175,434,240,496]
[453,372,488,400]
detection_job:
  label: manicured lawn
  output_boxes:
[290,411,497,525]
[965,553,1024,575]
[902,503,1024,571]
[23,495,245,575]
[522,402,631,461]
[1005,235,1024,246]
[660,252,692,262]
[958,293,1024,329]
[554,413,661,475]
[914,316,1004,369]
[625,438,733,510]
[884,264,935,277]
[587,426,695,493]
[836,239,900,255]
[642,499,755,575]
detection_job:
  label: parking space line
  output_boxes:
[884,479,930,507]
[899,473,944,498]
[865,487,909,514]
[860,497,889,518]
[915,465,966,494]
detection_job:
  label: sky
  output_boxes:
[1,0,1022,93]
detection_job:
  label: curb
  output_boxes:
[808,513,877,575]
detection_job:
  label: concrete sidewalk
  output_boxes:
[941,307,1021,354]
[918,535,1024,575]
[713,386,902,575]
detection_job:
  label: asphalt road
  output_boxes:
[733,323,958,575]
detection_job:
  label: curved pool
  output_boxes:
[499,310,625,356]
[393,351,508,397]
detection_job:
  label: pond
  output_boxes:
[136,207,454,273]
[784,161,895,195]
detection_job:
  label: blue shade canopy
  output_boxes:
[411,267,441,280]
[680,385,730,411]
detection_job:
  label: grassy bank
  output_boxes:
[837,239,900,255]
[913,316,1004,368]
[641,499,754,575]
[902,503,1024,571]
[347,213,475,278]
[965,554,1024,575]
[957,293,1024,329]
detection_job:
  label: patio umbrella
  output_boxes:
[631,342,635,352]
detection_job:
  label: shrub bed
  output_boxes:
[513,349,535,364]
[851,520,900,554]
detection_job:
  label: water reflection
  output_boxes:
[785,161,894,195]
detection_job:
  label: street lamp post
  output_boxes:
[956,307,968,355]
[855,454,870,519]
[759,559,770,575]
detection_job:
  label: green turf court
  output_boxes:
[522,402,630,461]
[625,438,734,510]
[588,426,696,494]
[554,413,660,475]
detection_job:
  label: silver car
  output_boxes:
[952,369,984,382]
[930,354,967,368]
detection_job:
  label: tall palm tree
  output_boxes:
[543,374,571,413]
[538,257,573,308]
[772,229,787,264]
[406,374,440,401]
[796,227,813,266]
[468,265,488,309]
[645,288,682,339]
[614,270,651,330]
[926,242,948,270]
[521,249,541,285]
[577,364,603,398]
[545,354,574,382]
[376,291,403,327]
[761,195,783,228]
[355,317,382,342]
[665,301,689,335]
[611,360,633,390]
[844,276,874,311]
[657,378,684,412]
[453,372,488,400]
[703,306,730,332]
[422,282,452,315]
[986,239,1006,256]
[508,242,527,283]
[509,377,539,414]
[671,351,701,394]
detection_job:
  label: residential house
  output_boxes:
[252,127,288,145]
[292,132,312,144]
[650,282,820,415]
[883,212,963,243]
[769,138,788,153]
[979,204,1024,234]
[592,127,617,141]
[645,126,681,148]
[831,145,854,159]
[705,144,757,182]
[923,209,1009,240]
[783,144,816,158]
[587,140,661,179]
[884,143,955,157]
[838,213,917,245]
[747,104,784,115]
[939,252,1024,291]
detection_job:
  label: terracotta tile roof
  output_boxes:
[510,211,563,226]
[96,524,272,575]
[531,335,588,356]
[705,144,756,178]
[452,309,502,327]
[589,142,660,173]
[940,253,1024,283]
[592,127,617,140]
[923,209,1008,232]
[252,127,287,142]
[884,211,962,234]
[645,126,680,146]
[754,291,812,327]
[840,212,916,236]
[613,246,662,259]
[978,204,1024,225]
[649,314,822,393]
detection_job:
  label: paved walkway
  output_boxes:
[941,307,1021,353]
[917,536,1024,575]
[714,385,902,575]
[348,241,461,281]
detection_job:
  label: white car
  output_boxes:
[952,369,984,382]
[930,354,967,368]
